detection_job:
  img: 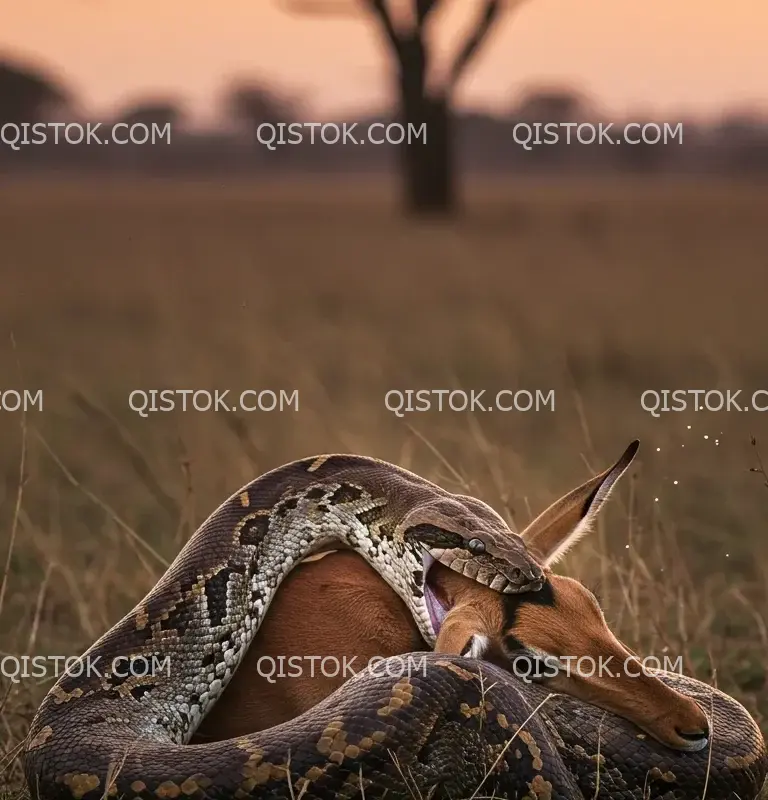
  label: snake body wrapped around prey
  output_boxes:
[23,449,767,799]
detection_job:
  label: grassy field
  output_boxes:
[0,176,767,793]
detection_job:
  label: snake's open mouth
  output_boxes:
[422,552,451,636]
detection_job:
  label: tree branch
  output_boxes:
[276,0,404,58]
[415,0,441,27]
[364,0,404,54]
[276,0,363,16]
[445,0,527,93]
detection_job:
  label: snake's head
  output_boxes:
[401,497,544,581]
[401,440,640,647]
[397,498,545,643]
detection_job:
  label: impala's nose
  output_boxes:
[676,725,710,747]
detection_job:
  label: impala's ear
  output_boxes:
[520,441,639,566]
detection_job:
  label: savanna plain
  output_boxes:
[0,176,766,795]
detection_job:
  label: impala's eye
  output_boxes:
[466,537,486,555]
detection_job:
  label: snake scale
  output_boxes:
[24,453,768,799]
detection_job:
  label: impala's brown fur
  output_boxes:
[194,550,424,740]
[195,441,709,752]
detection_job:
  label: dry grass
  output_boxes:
[0,175,766,794]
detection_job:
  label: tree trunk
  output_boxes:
[397,37,456,218]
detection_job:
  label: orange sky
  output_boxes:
[1,0,765,122]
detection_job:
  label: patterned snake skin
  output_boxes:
[23,454,767,799]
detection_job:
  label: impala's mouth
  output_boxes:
[671,730,709,752]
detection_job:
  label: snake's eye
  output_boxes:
[466,537,486,555]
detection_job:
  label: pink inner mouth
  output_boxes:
[422,553,451,636]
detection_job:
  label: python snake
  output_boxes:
[24,454,767,799]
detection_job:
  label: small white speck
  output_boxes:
[725,553,730,558]
[673,480,678,485]
[687,425,692,429]
[625,544,630,549]
[656,447,661,451]
[704,435,709,440]
[654,497,659,502]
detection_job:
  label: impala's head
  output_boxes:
[398,443,640,637]
[493,575,709,752]
[428,440,710,753]
[423,440,638,642]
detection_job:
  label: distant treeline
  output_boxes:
[3,115,767,177]
[1,57,766,176]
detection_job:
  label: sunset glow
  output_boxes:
[1,0,766,121]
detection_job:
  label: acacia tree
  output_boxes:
[278,0,526,217]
